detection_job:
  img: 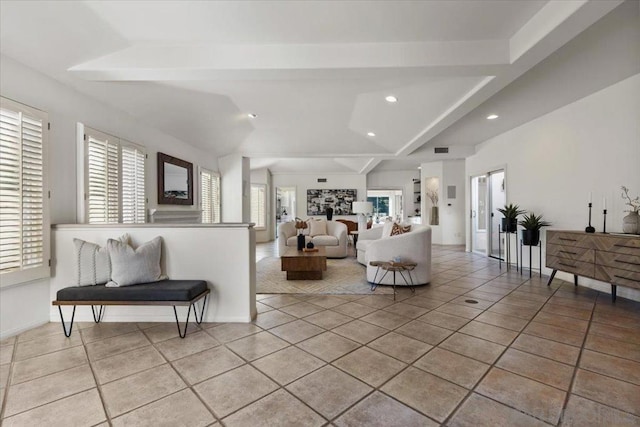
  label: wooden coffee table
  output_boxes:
[281,246,327,280]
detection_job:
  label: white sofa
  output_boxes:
[356,224,432,285]
[278,220,348,258]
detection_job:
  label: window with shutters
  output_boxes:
[251,184,266,229]
[200,168,221,223]
[0,97,50,287]
[83,126,146,224]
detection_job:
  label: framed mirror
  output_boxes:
[157,152,193,205]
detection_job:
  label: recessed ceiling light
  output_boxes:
[367,132,376,137]
[247,113,257,118]
[385,95,398,103]
[486,114,499,120]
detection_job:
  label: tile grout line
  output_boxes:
[0,338,18,421]
[439,271,564,426]
[139,324,224,426]
[4,246,639,425]
[556,292,597,426]
[557,293,640,421]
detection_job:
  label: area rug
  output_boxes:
[256,256,393,294]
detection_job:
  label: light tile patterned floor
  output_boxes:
[1,244,640,426]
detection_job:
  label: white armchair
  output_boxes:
[278,220,348,258]
[356,224,432,285]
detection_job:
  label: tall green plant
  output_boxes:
[518,212,551,231]
[497,204,526,220]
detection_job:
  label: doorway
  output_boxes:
[470,169,505,258]
[471,175,488,254]
[367,189,403,223]
[276,187,296,230]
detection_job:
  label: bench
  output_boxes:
[52,280,210,338]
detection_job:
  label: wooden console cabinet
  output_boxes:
[546,230,640,301]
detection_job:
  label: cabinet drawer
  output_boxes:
[595,236,640,256]
[547,231,594,249]
[546,255,594,278]
[546,243,594,262]
[596,251,640,273]
[595,266,640,290]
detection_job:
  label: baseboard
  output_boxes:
[1,319,49,341]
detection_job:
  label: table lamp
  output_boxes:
[352,201,373,232]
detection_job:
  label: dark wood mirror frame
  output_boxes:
[157,152,193,205]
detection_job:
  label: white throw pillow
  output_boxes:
[106,236,165,287]
[309,219,328,237]
[73,234,130,286]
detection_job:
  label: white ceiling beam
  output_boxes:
[509,0,622,63]
[396,0,623,157]
[68,40,508,81]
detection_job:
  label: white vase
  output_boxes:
[622,212,639,234]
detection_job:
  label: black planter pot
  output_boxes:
[501,218,518,233]
[297,233,305,250]
[522,230,540,246]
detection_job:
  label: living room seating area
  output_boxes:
[356,223,432,286]
[278,220,348,259]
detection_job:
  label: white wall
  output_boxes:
[419,160,466,245]
[219,155,251,223]
[272,173,367,221]
[442,160,466,245]
[0,55,219,224]
[466,74,640,300]
[0,280,51,340]
[0,55,220,338]
[367,169,421,221]
[50,225,256,324]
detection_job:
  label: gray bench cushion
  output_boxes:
[56,280,208,302]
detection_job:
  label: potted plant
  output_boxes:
[519,212,551,245]
[497,204,526,233]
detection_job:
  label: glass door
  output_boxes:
[471,175,488,254]
[471,170,506,258]
[489,170,506,259]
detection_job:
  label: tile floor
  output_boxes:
[1,244,640,426]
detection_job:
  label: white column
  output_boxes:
[219,154,251,223]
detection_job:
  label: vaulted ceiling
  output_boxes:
[0,1,631,173]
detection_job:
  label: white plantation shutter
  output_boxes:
[0,97,49,286]
[200,169,220,223]
[84,127,146,224]
[121,143,146,223]
[201,169,212,223]
[86,130,119,223]
[212,173,221,223]
[251,184,266,229]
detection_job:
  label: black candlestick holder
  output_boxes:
[585,203,595,233]
[602,209,607,233]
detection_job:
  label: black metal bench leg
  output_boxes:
[173,304,193,338]
[193,295,208,324]
[611,284,617,302]
[91,305,105,323]
[58,305,76,337]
